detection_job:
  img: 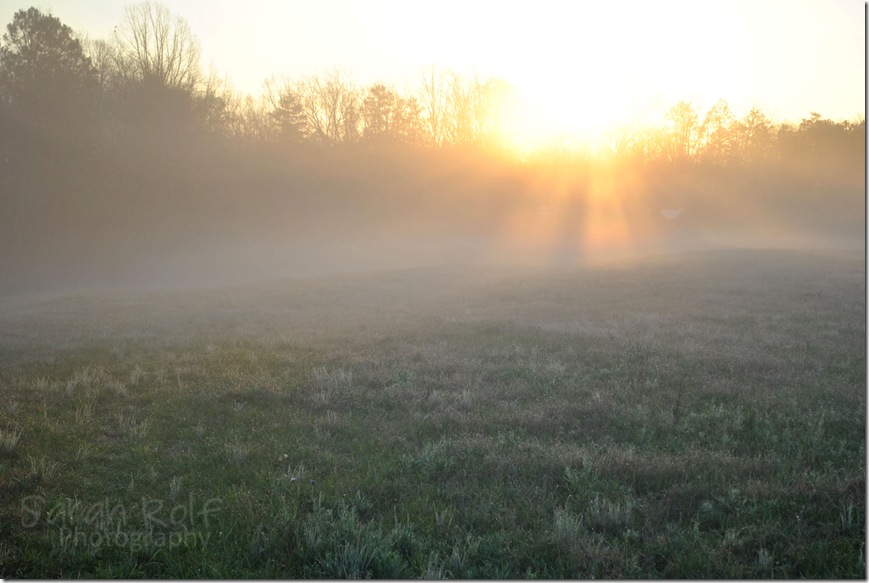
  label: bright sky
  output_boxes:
[1,0,865,146]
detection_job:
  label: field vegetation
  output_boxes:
[0,6,864,577]
[0,247,864,578]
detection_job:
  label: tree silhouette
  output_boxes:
[362,83,397,141]
[392,95,424,145]
[0,7,103,286]
[104,2,209,166]
[0,7,98,144]
[733,107,773,162]
[298,71,360,145]
[195,68,237,137]
[699,99,735,164]
[665,101,699,161]
[112,1,201,93]
[419,65,449,146]
[264,76,309,144]
[0,5,863,294]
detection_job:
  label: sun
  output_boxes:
[419,0,753,155]
[512,81,637,154]
[484,77,638,157]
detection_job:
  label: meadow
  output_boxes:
[0,246,864,578]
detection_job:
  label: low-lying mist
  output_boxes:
[1,141,863,296]
[0,5,863,296]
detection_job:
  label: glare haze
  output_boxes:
[1,0,864,141]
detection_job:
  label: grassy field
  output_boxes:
[0,247,864,578]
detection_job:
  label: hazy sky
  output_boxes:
[1,0,864,140]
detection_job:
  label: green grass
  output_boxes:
[0,247,864,578]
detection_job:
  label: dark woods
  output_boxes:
[0,4,864,293]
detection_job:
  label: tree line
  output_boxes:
[0,3,864,292]
[2,3,863,159]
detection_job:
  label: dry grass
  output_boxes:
[0,426,22,455]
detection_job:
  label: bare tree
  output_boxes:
[418,65,449,146]
[298,71,360,145]
[733,106,773,162]
[195,66,237,135]
[112,1,201,93]
[665,101,700,160]
[234,94,273,143]
[699,99,735,164]
[421,70,512,148]
[472,76,513,147]
[393,94,424,144]
[84,38,120,96]
[445,71,477,145]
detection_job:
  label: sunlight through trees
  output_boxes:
[0,2,864,292]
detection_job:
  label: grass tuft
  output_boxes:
[0,426,22,455]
